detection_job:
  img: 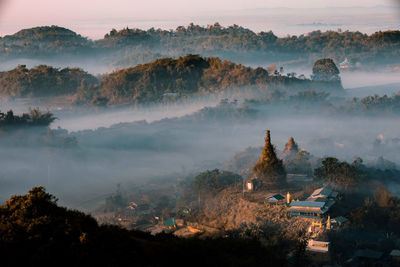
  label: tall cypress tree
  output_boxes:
[253,130,286,186]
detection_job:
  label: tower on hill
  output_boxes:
[253,130,286,187]
[281,136,299,160]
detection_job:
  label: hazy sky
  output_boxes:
[0,0,399,39]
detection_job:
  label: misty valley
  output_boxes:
[0,22,400,266]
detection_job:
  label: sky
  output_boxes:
[0,0,399,39]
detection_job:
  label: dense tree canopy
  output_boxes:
[314,157,367,188]
[343,93,400,115]
[193,169,242,193]
[0,108,55,128]
[350,186,400,233]
[99,54,211,104]
[311,58,341,83]
[78,55,337,105]
[0,65,97,97]
[1,24,399,67]
[0,26,91,57]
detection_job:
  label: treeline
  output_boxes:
[314,157,400,189]
[1,24,399,67]
[0,186,286,266]
[0,55,337,105]
[0,108,55,128]
[0,65,97,97]
[245,89,400,116]
[343,94,400,115]
[94,55,270,105]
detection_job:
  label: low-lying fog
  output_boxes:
[1,106,399,209]
[51,100,220,132]
[0,72,399,210]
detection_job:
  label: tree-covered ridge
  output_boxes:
[1,23,399,66]
[98,55,212,104]
[5,26,87,42]
[343,93,400,115]
[80,55,341,105]
[93,24,400,58]
[0,55,343,105]
[0,65,98,97]
[0,26,91,56]
[0,186,285,266]
[78,55,271,105]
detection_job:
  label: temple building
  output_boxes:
[287,187,338,218]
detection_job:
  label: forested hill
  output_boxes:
[1,24,399,68]
[93,55,273,105]
[0,65,97,97]
[0,55,343,105]
[0,55,341,105]
[0,26,91,57]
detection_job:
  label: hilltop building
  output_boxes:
[280,137,299,160]
[306,187,338,202]
[287,187,338,218]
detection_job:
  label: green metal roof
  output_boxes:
[266,194,285,201]
[163,218,176,227]
[290,201,325,208]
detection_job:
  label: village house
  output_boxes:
[307,240,330,253]
[390,249,400,262]
[163,218,177,230]
[331,216,348,227]
[265,193,285,204]
[246,178,262,191]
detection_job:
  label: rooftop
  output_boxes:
[163,218,176,227]
[266,194,285,201]
[311,187,332,197]
[332,216,348,224]
[290,201,325,208]
[354,249,383,259]
[390,250,400,257]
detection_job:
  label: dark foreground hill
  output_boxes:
[0,186,286,267]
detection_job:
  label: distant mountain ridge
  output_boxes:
[0,24,399,69]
